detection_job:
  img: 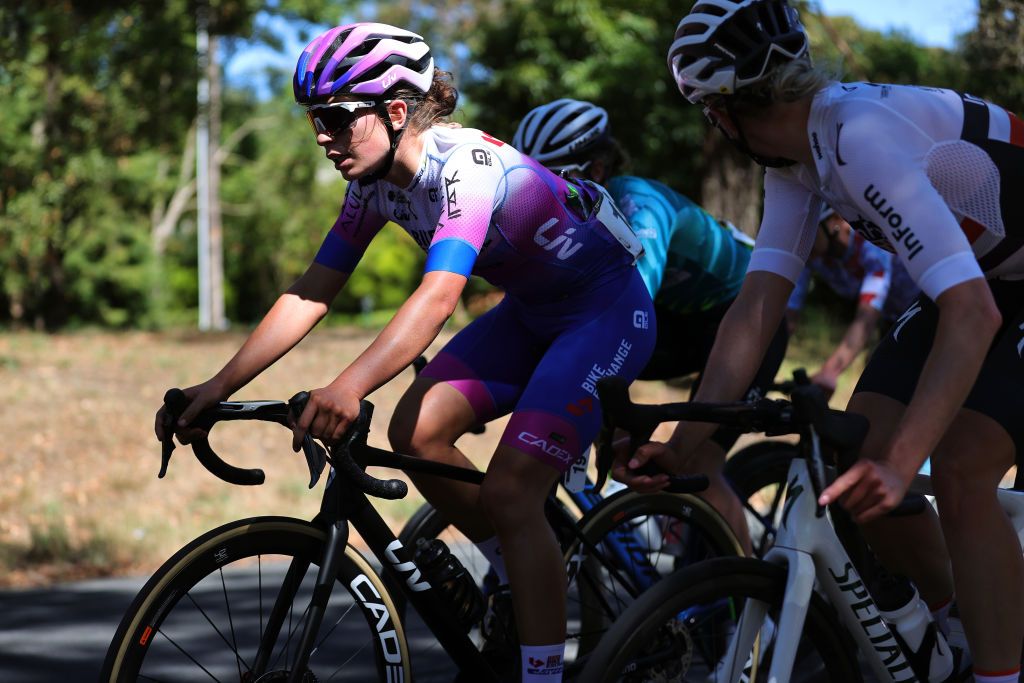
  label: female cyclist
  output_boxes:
[617,1,1023,680]
[513,98,789,555]
[155,23,655,682]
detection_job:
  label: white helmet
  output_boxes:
[512,99,610,170]
[668,0,809,104]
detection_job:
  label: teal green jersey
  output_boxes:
[607,176,752,314]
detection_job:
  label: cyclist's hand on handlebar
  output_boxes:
[154,380,227,445]
[291,383,361,451]
[819,458,909,524]
[612,440,679,494]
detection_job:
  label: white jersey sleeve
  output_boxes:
[832,100,984,300]
[747,167,822,283]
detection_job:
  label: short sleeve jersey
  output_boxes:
[607,175,751,314]
[748,82,1024,302]
[787,231,921,322]
[314,126,634,303]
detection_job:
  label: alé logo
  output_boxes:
[534,218,582,260]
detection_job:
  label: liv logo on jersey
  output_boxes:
[892,302,923,342]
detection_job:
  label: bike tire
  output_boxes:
[392,489,743,675]
[724,442,798,556]
[101,516,410,682]
[566,489,743,670]
[578,556,861,683]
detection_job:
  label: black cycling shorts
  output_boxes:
[854,279,1024,460]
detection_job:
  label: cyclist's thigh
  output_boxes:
[499,269,656,474]
[416,297,546,425]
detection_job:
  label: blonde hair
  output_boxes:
[706,59,839,113]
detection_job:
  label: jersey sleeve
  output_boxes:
[748,168,822,283]
[424,144,506,278]
[832,100,984,300]
[314,181,387,274]
[856,240,893,311]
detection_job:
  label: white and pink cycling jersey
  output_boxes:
[315,125,638,304]
[749,82,1024,301]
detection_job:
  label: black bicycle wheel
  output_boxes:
[101,516,410,682]
[565,489,743,672]
[724,442,798,556]
[578,556,860,683]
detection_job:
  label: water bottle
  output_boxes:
[414,538,485,631]
[874,571,954,682]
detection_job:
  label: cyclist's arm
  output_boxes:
[813,301,880,392]
[330,270,467,399]
[618,169,819,489]
[669,269,795,450]
[815,244,891,391]
[163,263,349,435]
[211,264,350,396]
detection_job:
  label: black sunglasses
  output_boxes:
[305,100,378,137]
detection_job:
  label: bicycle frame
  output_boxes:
[721,435,918,683]
[719,441,1024,683]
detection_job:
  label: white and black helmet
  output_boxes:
[668,0,809,104]
[512,99,610,169]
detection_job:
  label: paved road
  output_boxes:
[0,569,460,682]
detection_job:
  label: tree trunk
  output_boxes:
[698,134,764,237]
[208,33,226,330]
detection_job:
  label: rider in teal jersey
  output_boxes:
[514,99,789,554]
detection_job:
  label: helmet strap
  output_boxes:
[723,100,796,168]
[361,101,406,183]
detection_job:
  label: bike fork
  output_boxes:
[289,519,350,683]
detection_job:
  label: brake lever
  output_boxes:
[158,410,176,478]
[157,388,191,479]
[289,391,329,489]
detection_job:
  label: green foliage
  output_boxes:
[2,1,1023,329]
[461,0,707,198]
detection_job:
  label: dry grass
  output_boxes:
[0,323,859,588]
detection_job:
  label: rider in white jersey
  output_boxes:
[616,2,1024,680]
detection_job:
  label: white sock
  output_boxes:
[521,643,564,682]
[475,536,510,585]
[974,670,1020,683]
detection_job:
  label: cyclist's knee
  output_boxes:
[480,472,548,532]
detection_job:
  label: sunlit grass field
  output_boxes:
[0,310,860,587]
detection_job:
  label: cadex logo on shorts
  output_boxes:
[517,431,573,464]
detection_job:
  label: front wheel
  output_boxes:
[101,516,410,682]
[578,556,860,683]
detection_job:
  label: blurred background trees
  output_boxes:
[0,0,1017,330]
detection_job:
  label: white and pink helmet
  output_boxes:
[293,22,434,105]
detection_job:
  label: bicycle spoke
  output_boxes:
[311,602,360,654]
[268,594,315,672]
[184,591,250,672]
[323,639,373,682]
[155,627,224,682]
[218,566,248,679]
